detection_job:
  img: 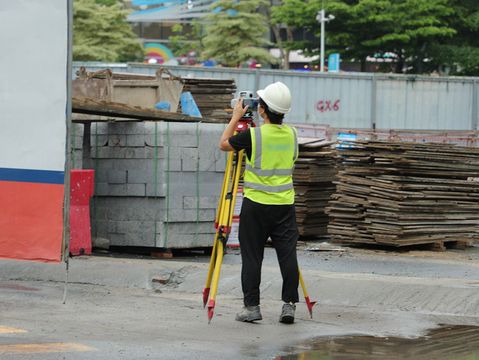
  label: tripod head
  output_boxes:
[236,118,255,132]
[231,90,257,132]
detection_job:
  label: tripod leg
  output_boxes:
[202,236,217,307]
[299,269,317,319]
[206,150,244,323]
[207,240,224,323]
[203,152,235,306]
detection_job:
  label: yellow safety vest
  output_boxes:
[243,124,298,205]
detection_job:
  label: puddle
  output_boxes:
[276,326,479,360]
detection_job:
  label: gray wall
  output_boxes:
[73,62,479,131]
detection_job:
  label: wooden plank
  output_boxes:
[72,97,225,124]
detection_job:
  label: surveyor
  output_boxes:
[219,81,299,324]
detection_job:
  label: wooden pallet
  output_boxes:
[326,140,479,248]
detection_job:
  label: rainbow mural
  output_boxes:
[144,43,175,64]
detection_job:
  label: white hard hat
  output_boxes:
[256,81,291,114]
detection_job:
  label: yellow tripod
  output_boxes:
[202,118,316,323]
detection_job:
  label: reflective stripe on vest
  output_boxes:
[292,127,298,161]
[253,127,262,168]
[245,164,293,176]
[243,181,294,192]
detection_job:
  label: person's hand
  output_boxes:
[231,98,249,122]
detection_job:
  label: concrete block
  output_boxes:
[144,146,161,159]
[92,160,114,183]
[166,172,197,196]
[94,182,110,196]
[181,147,199,171]
[215,155,228,172]
[90,134,109,147]
[183,196,219,210]
[177,134,199,147]
[124,148,146,159]
[197,136,224,171]
[92,206,108,221]
[112,159,151,172]
[112,220,155,234]
[123,231,156,247]
[106,200,164,221]
[90,146,110,159]
[145,121,165,147]
[92,146,139,159]
[160,157,182,172]
[109,184,146,197]
[94,166,111,183]
[96,183,146,197]
[166,222,215,235]
[156,231,212,248]
[162,195,184,210]
[145,183,166,197]
[164,209,215,222]
[92,123,109,135]
[107,170,127,184]
[164,146,182,160]
[126,134,146,147]
[144,133,165,147]
[108,233,128,246]
[127,166,165,185]
[108,221,121,234]
[167,122,198,136]
[109,122,145,135]
[71,151,83,169]
[108,134,127,147]
[91,220,108,238]
[70,125,84,148]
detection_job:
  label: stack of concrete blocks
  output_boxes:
[88,121,227,249]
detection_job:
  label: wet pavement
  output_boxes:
[277,325,479,360]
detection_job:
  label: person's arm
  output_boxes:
[219,98,249,151]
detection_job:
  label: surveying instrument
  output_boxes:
[202,91,317,323]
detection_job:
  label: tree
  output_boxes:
[73,0,143,62]
[202,0,276,67]
[428,0,479,75]
[272,0,456,73]
[270,0,316,69]
[168,21,205,57]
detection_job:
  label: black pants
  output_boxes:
[238,197,299,307]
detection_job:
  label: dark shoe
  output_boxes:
[235,306,262,322]
[279,303,296,324]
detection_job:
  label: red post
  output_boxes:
[69,170,95,256]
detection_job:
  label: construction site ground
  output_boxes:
[1,243,479,359]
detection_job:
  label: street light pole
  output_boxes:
[316,9,335,72]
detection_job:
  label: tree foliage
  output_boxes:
[270,0,315,69]
[272,0,462,73]
[168,21,205,57]
[73,0,143,62]
[202,0,275,67]
[429,0,479,75]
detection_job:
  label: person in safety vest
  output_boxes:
[219,81,299,324]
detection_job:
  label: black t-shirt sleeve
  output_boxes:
[228,129,252,160]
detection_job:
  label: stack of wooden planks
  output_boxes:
[180,78,236,122]
[294,140,337,238]
[326,140,479,247]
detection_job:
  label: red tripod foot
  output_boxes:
[202,288,210,308]
[207,299,216,324]
[305,296,317,319]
